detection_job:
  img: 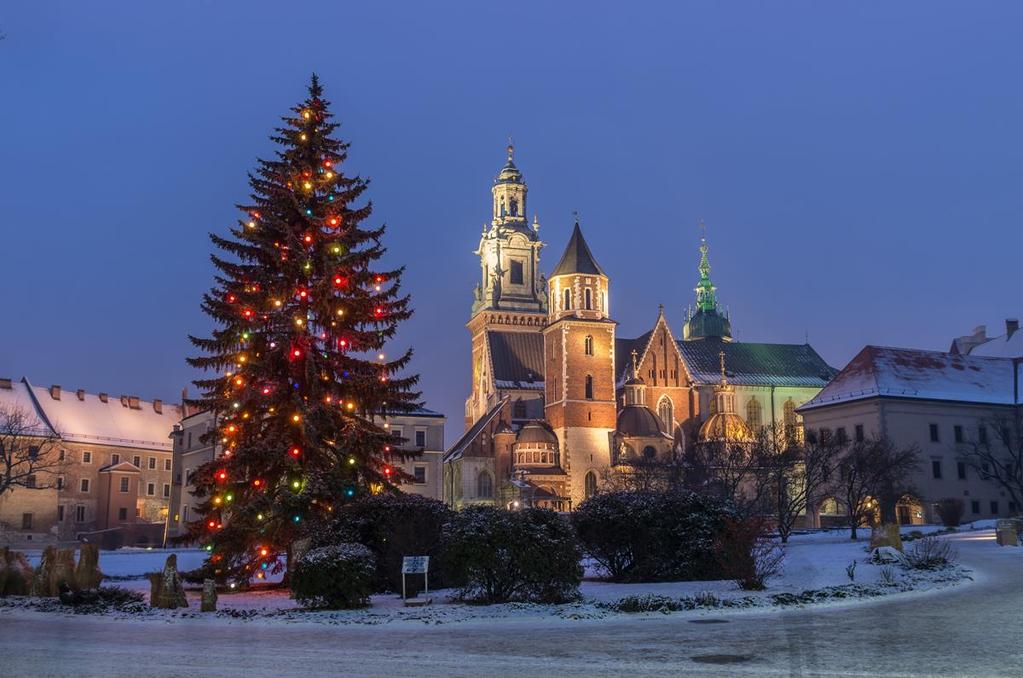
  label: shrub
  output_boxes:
[610,594,686,613]
[903,536,958,570]
[58,586,145,613]
[935,498,965,528]
[441,506,582,604]
[309,493,453,594]
[713,517,784,591]
[290,543,375,609]
[572,491,735,582]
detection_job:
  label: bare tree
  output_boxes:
[830,436,920,540]
[0,405,65,496]
[599,458,684,493]
[683,435,771,518]
[959,409,1023,512]
[765,430,844,543]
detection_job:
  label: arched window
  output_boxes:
[584,335,594,356]
[584,288,592,310]
[657,396,673,432]
[563,288,572,311]
[509,197,518,216]
[746,397,763,431]
[584,471,597,499]
[585,375,594,400]
[600,291,606,313]
[476,470,493,499]
[642,446,657,460]
[783,399,798,441]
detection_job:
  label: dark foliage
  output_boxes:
[935,498,965,528]
[713,516,784,591]
[58,585,145,613]
[290,543,375,609]
[310,493,453,593]
[441,506,582,604]
[572,490,735,583]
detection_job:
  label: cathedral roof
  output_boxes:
[495,144,523,184]
[516,420,559,446]
[488,331,545,390]
[677,338,836,388]
[683,308,733,342]
[444,396,508,462]
[551,222,606,277]
[616,405,665,438]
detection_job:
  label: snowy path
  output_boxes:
[1,531,1020,677]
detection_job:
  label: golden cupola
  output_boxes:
[698,350,753,443]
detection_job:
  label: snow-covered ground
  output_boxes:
[9,521,988,623]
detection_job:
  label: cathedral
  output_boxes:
[443,145,836,511]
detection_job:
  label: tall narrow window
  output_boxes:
[657,396,674,432]
[746,397,763,430]
[584,288,592,310]
[563,288,572,311]
[783,399,798,441]
[585,375,594,400]
[584,335,594,356]
[509,260,524,285]
[477,471,493,499]
[585,471,597,499]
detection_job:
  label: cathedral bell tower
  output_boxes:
[543,219,616,506]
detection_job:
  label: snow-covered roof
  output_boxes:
[799,346,1021,411]
[0,379,56,438]
[0,378,182,451]
[969,329,1023,358]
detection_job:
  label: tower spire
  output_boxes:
[696,221,717,313]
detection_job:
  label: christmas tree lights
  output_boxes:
[184,74,420,583]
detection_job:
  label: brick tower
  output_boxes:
[543,219,616,506]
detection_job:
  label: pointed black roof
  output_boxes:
[551,222,606,277]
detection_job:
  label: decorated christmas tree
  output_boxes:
[185,75,420,582]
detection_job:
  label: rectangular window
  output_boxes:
[1010,502,1019,514]
[163,483,171,498]
[415,430,426,448]
[25,475,36,489]
[57,505,64,522]
[854,424,864,442]
[187,432,193,449]
[58,449,66,462]
[80,478,90,493]
[76,505,86,523]
[83,451,92,464]
[56,475,64,490]
[413,466,427,484]
[119,477,130,493]
[509,260,524,285]
[929,424,939,442]
[957,461,966,480]
[118,507,128,521]
[954,425,963,443]
[21,513,33,530]
[979,426,988,445]
[971,500,980,514]
[990,500,999,514]
[133,455,141,468]
[164,459,172,472]
[148,457,156,470]
[391,427,403,441]
[931,460,942,479]
[147,483,155,496]
[836,427,848,444]
[111,453,120,464]
[28,446,39,460]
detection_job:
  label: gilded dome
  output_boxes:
[699,412,753,442]
[616,406,664,438]
[516,420,558,447]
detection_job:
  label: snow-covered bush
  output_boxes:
[58,585,145,613]
[935,498,965,527]
[290,543,375,609]
[441,506,582,604]
[903,536,958,570]
[712,516,784,591]
[572,490,734,582]
[310,493,453,594]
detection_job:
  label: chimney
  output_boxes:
[50,385,61,400]
[0,378,12,390]
[120,395,128,407]
[972,325,987,341]
[76,389,85,401]
[99,392,108,403]
[153,399,163,414]
[128,396,141,410]
[1007,318,1019,339]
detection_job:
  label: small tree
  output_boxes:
[960,409,1023,513]
[598,457,683,493]
[830,437,920,540]
[683,437,768,519]
[764,428,844,543]
[713,516,784,591]
[0,405,65,497]
[935,498,965,528]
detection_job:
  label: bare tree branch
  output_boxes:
[0,404,66,496]
[959,408,1023,511]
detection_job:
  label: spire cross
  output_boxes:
[719,350,728,384]
[507,135,514,160]
[631,349,639,379]
[572,210,580,224]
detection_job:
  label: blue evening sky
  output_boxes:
[1,2,1020,441]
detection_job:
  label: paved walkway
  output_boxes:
[0,531,1019,677]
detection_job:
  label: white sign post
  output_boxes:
[401,556,430,604]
